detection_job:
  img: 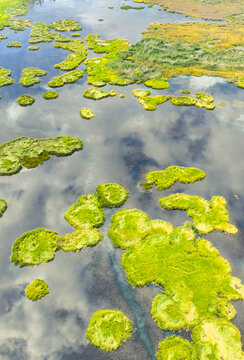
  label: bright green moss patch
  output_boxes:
[182,90,191,94]
[120,94,125,98]
[108,209,152,249]
[83,87,111,100]
[0,0,30,31]
[86,310,133,351]
[28,45,39,51]
[142,166,206,190]
[0,136,82,175]
[0,199,7,217]
[29,22,53,43]
[20,67,47,87]
[7,41,21,47]
[64,194,105,229]
[80,107,95,119]
[96,183,129,208]
[0,67,14,87]
[120,222,244,330]
[57,228,103,252]
[54,39,87,71]
[237,79,244,89]
[8,19,32,31]
[192,319,244,360]
[98,18,104,21]
[144,78,169,89]
[0,35,7,42]
[159,193,238,235]
[156,336,193,360]
[43,91,59,100]
[25,279,49,301]
[48,70,83,88]
[50,20,82,32]
[17,95,35,106]
[133,89,169,110]
[120,5,144,9]
[86,34,129,54]
[11,228,60,266]
[195,91,215,110]
[110,90,117,96]
[71,32,80,37]
[171,96,196,106]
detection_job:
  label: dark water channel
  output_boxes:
[0,0,244,359]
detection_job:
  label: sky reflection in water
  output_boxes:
[0,0,244,359]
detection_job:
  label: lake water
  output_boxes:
[0,0,244,359]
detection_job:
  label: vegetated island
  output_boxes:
[0,198,7,217]
[80,107,95,119]
[48,70,83,88]
[86,310,133,351]
[17,94,35,106]
[0,67,14,87]
[20,67,47,87]
[25,279,49,301]
[54,39,87,71]
[0,0,31,31]
[0,136,83,175]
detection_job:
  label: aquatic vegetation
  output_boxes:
[57,228,103,252]
[11,228,60,266]
[25,279,49,301]
[83,87,111,100]
[86,34,129,54]
[86,310,133,351]
[108,209,152,249]
[96,183,129,207]
[170,96,196,106]
[120,94,125,98]
[20,67,47,87]
[159,193,238,235]
[7,41,21,47]
[98,18,103,21]
[43,91,59,100]
[29,22,72,44]
[64,194,105,229]
[0,199,7,217]
[237,79,244,89]
[170,93,215,110]
[0,35,7,42]
[50,19,82,32]
[8,19,32,31]
[0,136,83,175]
[28,45,39,51]
[54,39,87,71]
[133,89,169,110]
[80,107,95,119]
[17,95,35,106]
[110,90,117,96]
[182,90,191,94]
[144,78,169,89]
[0,67,14,87]
[120,5,144,10]
[0,0,30,31]
[142,166,206,190]
[71,32,80,37]
[48,70,83,88]
[156,336,193,360]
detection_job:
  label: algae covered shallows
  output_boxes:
[25,279,49,301]
[86,309,133,350]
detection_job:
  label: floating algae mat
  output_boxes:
[1,0,244,358]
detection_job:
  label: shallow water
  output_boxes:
[0,0,244,359]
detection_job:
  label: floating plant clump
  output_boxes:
[96,183,129,207]
[0,199,7,217]
[83,87,114,100]
[159,193,238,235]
[86,310,133,351]
[7,41,21,48]
[8,19,32,31]
[0,67,14,87]
[156,336,193,360]
[20,67,47,87]
[0,0,30,30]
[25,279,50,301]
[57,228,103,252]
[144,78,169,89]
[133,89,169,110]
[50,19,82,32]
[80,107,95,119]
[120,5,144,10]
[54,39,87,71]
[43,91,59,99]
[142,166,206,190]
[17,95,35,106]
[48,70,84,87]
[0,136,83,175]
[28,45,39,51]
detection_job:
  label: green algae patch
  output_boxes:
[182,90,191,94]
[0,68,13,88]
[83,87,110,100]
[48,70,83,88]
[80,107,95,119]
[20,67,47,87]
[110,90,117,96]
[25,279,49,301]
[120,222,244,330]
[7,41,21,48]
[192,319,244,360]
[17,95,35,106]
[28,45,39,51]
[64,194,105,229]
[43,91,58,100]
[159,194,238,235]
[144,78,169,89]
[142,166,206,190]
[195,92,215,110]
[86,309,133,351]
[120,94,125,98]
[120,5,144,9]
[96,183,129,208]
[11,228,60,267]
[71,32,80,37]
[57,228,103,252]
[0,136,83,175]
[151,219,174,235]
[156,336,193,360]
[50,19,82,32]
[54,39,87,71]
[171,96,196,106]
[0,199,7,217]
[108,209,152,249]
[133,89,169,110]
